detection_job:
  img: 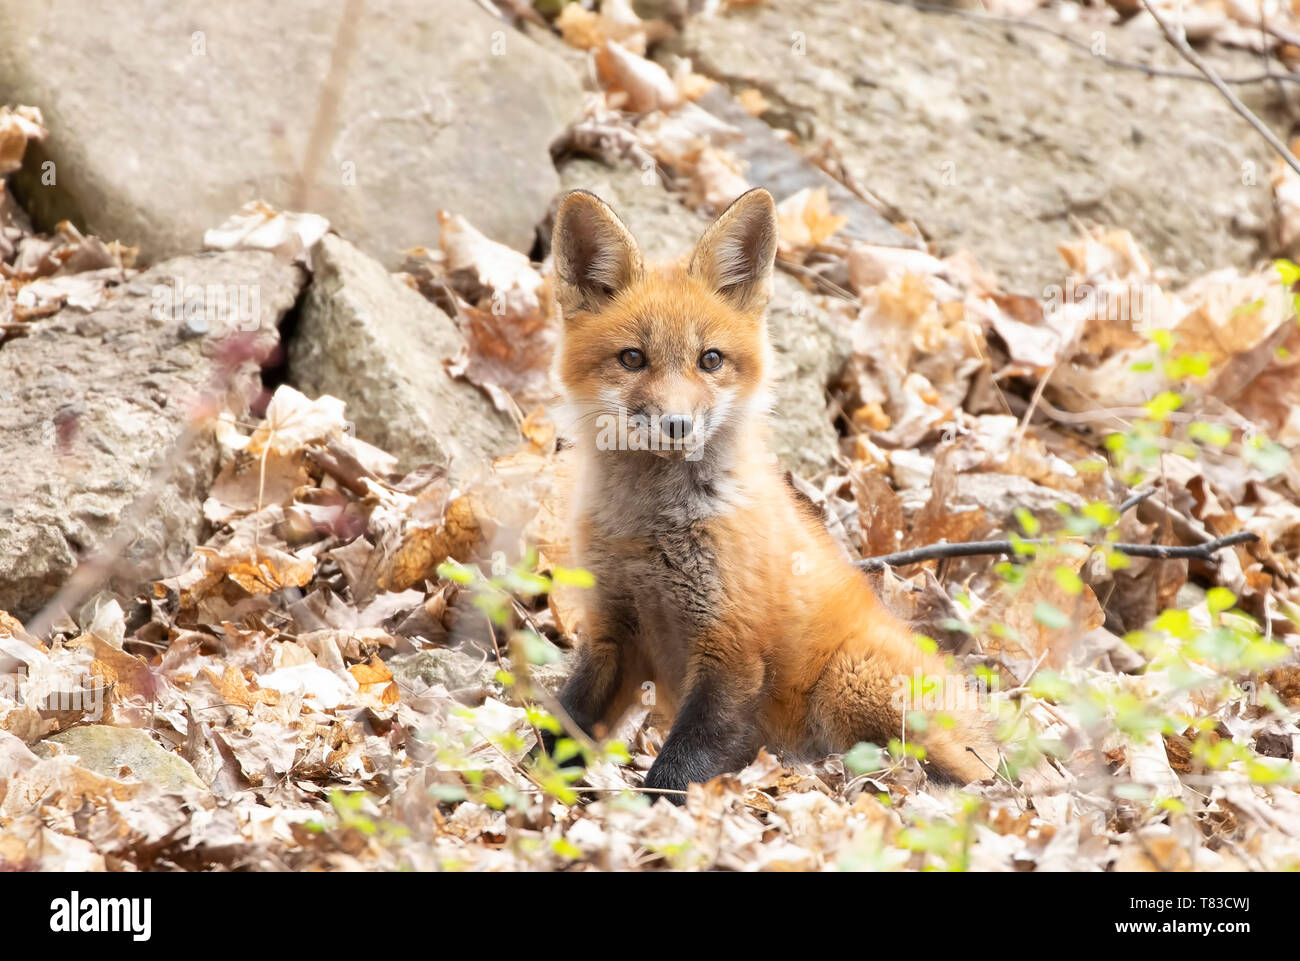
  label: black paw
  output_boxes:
[642,757,692,805]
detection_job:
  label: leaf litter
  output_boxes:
[4,0,1300,871]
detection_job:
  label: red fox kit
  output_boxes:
[547,187,998,798]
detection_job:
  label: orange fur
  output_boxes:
[549,189,998,792]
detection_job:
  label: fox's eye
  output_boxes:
[699,349,724,372]
[618,348,646,370]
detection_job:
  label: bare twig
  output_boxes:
[1031,394,1196,428]
[291,0,365,211]
[775,257,857,301]
[1140,0,1300,177]
[857,530,1258,572]
[1118,486,1157,514]
[1260,20,1300,51]
[1012,361,1057,450]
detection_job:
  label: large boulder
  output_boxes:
[557,158,849,477]
[290,233,518,478]
[0,0,583,263]
[0,251,305,621]
[679,0,1277,293]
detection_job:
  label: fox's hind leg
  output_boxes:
[808,639,998,785]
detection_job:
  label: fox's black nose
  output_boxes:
[662,413,694,441]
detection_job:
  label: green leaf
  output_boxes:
[1244,437,1291,478]
[1082,501,1120,528]
[1206,587,1236,617]
[1188,421,1232,448]
[1153,607,1194,640]
[1274,258,1300,286]
[1149,328,1175,353]
[520,631,561,665]
[1163,352,1211,381]
[844,741,884,775]
[1052,565,1084,596]
[1028,670,1071,701]
[1144,390,1184,422]
[551,838,583,860]
[601,740,632,765]
[1015,507,1041,537]
[428,784,467,803]
[552,737,582,764]
[1033,601,1070,630]
[550,565,596,588]
[437,559,477,585]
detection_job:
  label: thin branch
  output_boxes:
[1031,394,1189,427]
[1140,0,1300,177]
[291,0,365,211]
[857,530,1258,572]
[1012,360,1057,450]
[1119,486,1157,514]
[1260,20,1300,51]
[775,257,857,301]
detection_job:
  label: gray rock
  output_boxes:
[556,159,850,476]
[291,233,517,477]
[0,0,582,263]
[389,643,574,699]
[679,0,1277,293]
[694,85,914,248]
[952,472,1086,528]
[765,272,851,478]
[39,725,206,793]
[559,157,708,260]
[389,647,500,694]
[0,251,305,620]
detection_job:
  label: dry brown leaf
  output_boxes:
[446,300,556,414]
[595,41,681,114]
[437,210,543,314]
[0,105,46,175]
[383,495,480,592]
[736,88,769,116]
[247,386,348,456]
[224,546,317,595]
[203,201,329,259]
[982,557,1105,675]
[200,665,279,710]
[683,147,749,212]
[776,187,847,260]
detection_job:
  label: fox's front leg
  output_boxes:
[643,643,764,802]
[541,605,636,763]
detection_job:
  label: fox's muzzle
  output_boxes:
[660,413,694,444]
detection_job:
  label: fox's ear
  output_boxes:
[689,188,778,314]
[551,190,643,317]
